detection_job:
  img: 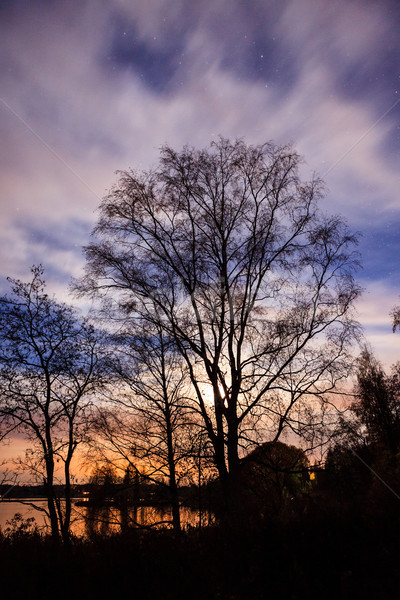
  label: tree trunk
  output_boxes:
[61,458,72,544]
[166,431,181,533]
[44,459,60,542]
[170,479,181,534]
[226,416,241,519]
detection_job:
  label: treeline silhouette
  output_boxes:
[1,138,399,597]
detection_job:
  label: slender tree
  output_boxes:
[78,138,361,512]
[90,320,198,533]
[0,266,105,542]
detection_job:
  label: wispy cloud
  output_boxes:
[1,0,399,363]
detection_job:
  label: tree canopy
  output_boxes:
[77,137,362,508]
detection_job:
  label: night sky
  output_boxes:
[1,0,400,365]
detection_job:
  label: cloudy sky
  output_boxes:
[1,0,400,366]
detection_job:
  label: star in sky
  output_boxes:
[0,0,399,364]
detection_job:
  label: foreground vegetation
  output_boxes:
[2,500,400,600]
[0,136,399,597]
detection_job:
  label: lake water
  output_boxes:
[0,499,214,536]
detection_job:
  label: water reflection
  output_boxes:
[0,500,214,537]
[80,502,214,537]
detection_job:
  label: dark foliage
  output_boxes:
[1,510,400,600]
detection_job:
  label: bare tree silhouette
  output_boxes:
[90,319,198,533]
[0,266,105,542]
[77,138,361,514]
